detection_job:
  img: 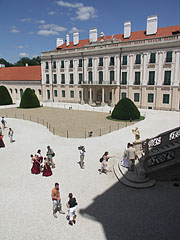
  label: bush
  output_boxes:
[19,88,40,108]
[0,86,13,105]
[111,98,140,120]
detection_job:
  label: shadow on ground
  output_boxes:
[80,181,180,240]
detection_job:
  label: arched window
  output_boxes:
[88,71,93,84]
[32,89,35,93]
[38,89,42,95]
[15,89,18,94]
[99,71,103,84]
[9,88,12,94]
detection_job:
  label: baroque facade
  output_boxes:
[41,16,180,110]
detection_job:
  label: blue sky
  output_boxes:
[0,0,179,63]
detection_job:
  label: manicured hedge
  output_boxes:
[0,86,13,105]
[19,88,40,108]
[111,98,140,120]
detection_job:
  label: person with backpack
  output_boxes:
[99,151,114,174]
[47,146,55,168]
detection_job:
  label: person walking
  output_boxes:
[100,151,114,174]
[51,183,65,218]
[78,146,86,169]
[47,146,55,168]
[66,193,78,226]
[1,117,7,129]
[121,143,131,168]
[0,134,5,148]
[42,157,52,177]
[8,128,15,143]
[126,144,137,171]
[31,154,41,175]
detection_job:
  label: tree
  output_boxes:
[0,86,13,105]
[111,98,140,120]
[19,88,40,108]
[0,58,13,67]
[14,56,41,66]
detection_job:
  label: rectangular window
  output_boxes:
[47,90,50,99]
[88,58,92,67]
[99,57,103,66]
[79,91,82,99]
[109,92,112,100]
[79,59,82,67]
[46,74,49,84]
[164,71,171,85]
[150,53,156,63]
[69,74,74,84]
[61,74,65,84]
[122,55,127,65]
[122,72,127,85]
[53,74,57,84]
[70,91,74,98]
[148,93,154,103]
[135,54,141,64]
[88,71,93,84]
[148,71,155,85]
[70,60,73,68]
[121,92,127,99]
[61,60,64,68]
[53,61,56,69]
[134,72,141,85]
[163,94,170,104]
[45,62,49,70]
[54,90,58,97]
[79,73,83,84]
[166,51,172,62]
[110,57,114,66]
[110,71,114,84]
[99,71,103,84]
[62,90,65,98]
[134,93,140,102]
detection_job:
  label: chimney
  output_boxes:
[73,32,79,45]
[146,15,158,35]
[89,28,97,43]
[66,34,69,47]
[56,38,64,48]
[124,21,131,38]
[25,63,28,67]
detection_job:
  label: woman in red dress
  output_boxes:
[31,154,41,175]
[43,157,52,177]
[0,135,5,148]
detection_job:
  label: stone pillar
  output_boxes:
[94,57,97,84]
[142,53,147,85]
[129,54,134,85]
[174,51,180,86]
[89,87,93,104]
[157,52,163,85]
[116,55,120,85]
[101,87,105,106]
[111,88,115,107]
[81,88,84,104]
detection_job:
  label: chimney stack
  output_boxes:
[146,15,158,35]
[73,32,79,45]
[25,63,28,67]
[66,34,69,47]
[89,28,97,43]
[56,38,64,48]
[124,21,131,38]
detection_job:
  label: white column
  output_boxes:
[89,87,92,104]
[65,60,69,84]
[116,55,120,85]
[102,87,105,104]
[174,51,180,86]
[111,88,115,107]
[84,58,87,83]
[157,52,163,86]
[142,53,147,85]
[129,54,134,85]
[74,59,78,84]
[93,57,97,84]
[104,57,108,84]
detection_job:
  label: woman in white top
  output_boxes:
[121,143,131,168]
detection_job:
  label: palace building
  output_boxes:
[41,16,180,110]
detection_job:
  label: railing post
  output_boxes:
[67,130,69,138]
[100,128,101,136]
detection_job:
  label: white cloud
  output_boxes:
[37,30,59,36]
[69,27,83,33]
[56,1,97,21]
[27,31,34,35]
[37,20,46,24]
[10,29,20,33]
[48,11,56,15]
[21,18,32,22]
[19,53,29,57]
[39,24,67,32]
[17,45,24,49]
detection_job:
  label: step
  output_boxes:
[113,160,156,189]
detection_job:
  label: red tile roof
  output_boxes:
[0,66,41,81]
[56,25,180,50]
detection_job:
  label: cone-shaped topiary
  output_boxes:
[111,98,140,120]
[0,85,13,105]
[20,88,40,108]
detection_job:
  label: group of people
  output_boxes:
[51,183,78,226]
[121,143,137,171]
[0,117,15,148]
[31,146,55,177]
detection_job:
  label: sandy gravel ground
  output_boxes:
[0,107,135,138]
[0,109,179,240]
